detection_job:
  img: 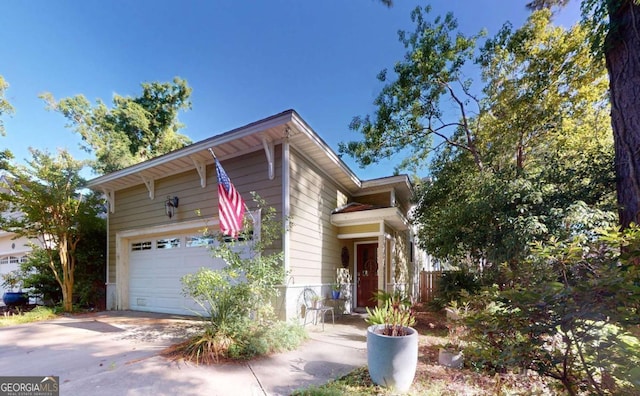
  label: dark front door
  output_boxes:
[357,243,378,308]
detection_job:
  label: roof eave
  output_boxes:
[86,110,296,189]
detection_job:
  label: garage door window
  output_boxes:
[157,238,181,249]
[131,241,152,251]
[186,234,215,247]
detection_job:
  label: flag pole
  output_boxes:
[209,147,256,223]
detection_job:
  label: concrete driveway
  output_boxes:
[0,311,367,396]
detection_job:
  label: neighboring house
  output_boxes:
[0,231,30,296]
[86,110,426,320]
[0,174,39,299]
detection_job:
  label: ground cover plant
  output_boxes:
[176,194,306,363]
[0,306,57,327]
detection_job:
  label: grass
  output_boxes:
[0,306,57,327]
[293,306,558,396]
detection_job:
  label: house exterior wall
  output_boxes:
[106,148,283,310]
[0,233,33,297]
[288,147,345,285]
[284,147,351,319]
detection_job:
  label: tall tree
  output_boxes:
[340,5,486,174]
[344,8,615,270]
[0,149,104,312]
[41,77,193,174]
[0,76,15,170]
[0,75,14,136]
[526,0,640,229]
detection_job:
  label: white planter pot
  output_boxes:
[438,348,464,368]
[367,324,418,393]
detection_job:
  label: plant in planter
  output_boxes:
[331,283,341,300]
[439,300,468,368]
[310,294,323,309]
[2,270,29,307]
[365,291,418,392]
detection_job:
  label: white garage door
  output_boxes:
[129,232,248,316]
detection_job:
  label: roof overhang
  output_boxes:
[331,206,410,233]
[357,176,414,209]
[86,109,363,196]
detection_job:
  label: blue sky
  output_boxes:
[1,1,581,181]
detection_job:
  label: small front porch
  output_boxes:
[331,203,414,311]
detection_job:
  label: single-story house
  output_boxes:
[86,110,426,320]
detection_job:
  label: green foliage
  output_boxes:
[181,318,305,364]
[0,306,57,327]
[0,149,105,312]
[181,267,251,332]
[443,300,469,350]
[340,5,486,173]
[0,75,14,170]
[343,7,615,275]
[20,248,63,304]
[41,77,192,174]
[463,226,640,395]
[525,0,570,12]
[429,270,480,310]
[228,320,306,360]
[181,194,296,362]
[0,75,14,137]
[411,10,615,274]
[1,270,23,291]
[180,326,234,364]
[21,224,106,308]
[365,290,416,336]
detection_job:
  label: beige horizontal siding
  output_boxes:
[107,147,283,282]
[288,148,347,285]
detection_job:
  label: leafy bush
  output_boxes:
[181,319,305,363]
[463,226,640,395]
[180,194,304,363]
[229,320,306,360]
[20,216,106,309]
[430,270,480,310]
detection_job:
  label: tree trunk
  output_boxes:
[61,282,73,312]
[606,0,640,229]
[58,238,74,312]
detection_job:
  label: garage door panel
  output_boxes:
[129,234,250,316]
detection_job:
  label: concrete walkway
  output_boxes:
[0,311,368,395]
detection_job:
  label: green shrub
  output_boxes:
[430,269,480,310]
[229,320,306,360]
[463,226,640,395]
[179,195,306,363]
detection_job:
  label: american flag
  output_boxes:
[215,158,245,238]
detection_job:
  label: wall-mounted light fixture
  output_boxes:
[165,196,179,218]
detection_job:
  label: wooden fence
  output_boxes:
[420,270,444,303]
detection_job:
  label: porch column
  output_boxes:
[377,234,386,293]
